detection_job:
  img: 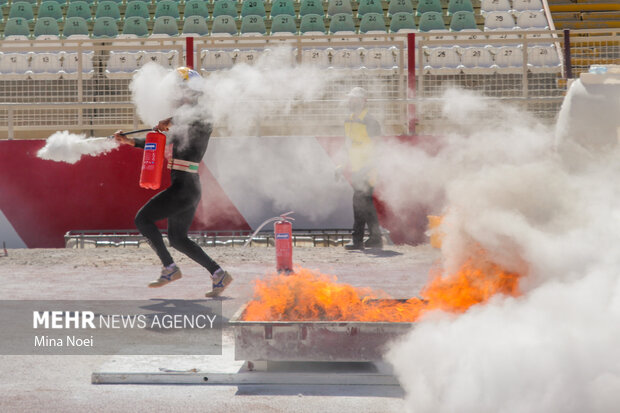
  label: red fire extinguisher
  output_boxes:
[275,218,293,273]
[139,131,167,190]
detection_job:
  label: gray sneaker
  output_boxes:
[148,264,182,288]
[205,270,233,298]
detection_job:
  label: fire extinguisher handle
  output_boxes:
[109,128,155,138]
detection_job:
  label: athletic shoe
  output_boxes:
[205,270,233,298]
[364,237,383,249]
[344,242,364,251]
[148,264,182,288]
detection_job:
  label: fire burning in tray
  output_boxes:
[243,250,523,322]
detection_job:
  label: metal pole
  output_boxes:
[406,32,416,135]
[563,29,573,79]
[186,36,194,69]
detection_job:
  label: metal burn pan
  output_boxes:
[229,303,415,362]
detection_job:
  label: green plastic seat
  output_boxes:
[299,0,323,17]
[152,16,179,35]
[183,0,209,19]
[45,0,69,4]
[240,0,265,19]
[122,16,149,36]
[329,12,355,33]
[211,14,238,35]
[270,14,296,34]
[3,17,31,37]
[212,0,237,19]
[63,16,90,36]
[95,1,121,20]
[92,16,119,37]
[359,12,385,33]
[300,13,325,33]
[327,0,352,17]
[34,16,60,36]
[389,11,415,32]
[387,0,413,17]
[182,15,209,35]
[447,0,474,16]
[66,1,93,21]
[418,11,445,31]
[357,0,383,17]
[449,10,477,31]
[38,1,64,21]
[416,0,442,16]
[270,0,295,17]
[124,1,150,20]
[70,0,96,4]
[9,2,35,21]
[154,0,180,20]
[240,14,265,34]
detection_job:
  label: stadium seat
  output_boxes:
[357,0,383,17]
[492,45,523,74]
[480,0,511,15]
[46,0,69,4]
[152,16,180,36]
[527,45,561,73]
[301,48,330,67]
[450,11,477,31]
[389,11,416,32]
[92,16,119,38]
[512,0,543,13]
[457,46,495,74]
[183,0,210,19]
[124,1,150,20]
[330,47,363,69]
[201,49,234,70]
[240,15,266,35]
[235,49,265,65]
[447,0,474,16]
[62,50,95,80]
[271,14,297,34]
[416,0,441,16]
[211,15,238,35]
[327,0,352,17]
[387,0,413,17]
[66,2,93,21]
[418,11,446,31]
[299,0,324,17]
[359,13,386,33]
[212,0,237,19]
[240,0,266,19]
[515,11,548,29]
[28,51,63,80]
[329,13,355,33]
[182,15,210,35]
[95,1,121,20]
[9,2,35,21]
[270,0,295,17]
[484,11,515,30]
[63,16,90,37]
[154,0,180,20]
[424,46,461,74]
[3,17,31,37]
[122,16,149,36]
[300,14,326,34]
[0,52,30,80]
[106,52,142,78]
[37,1,64,21]
[33,17,60,36]
[362,47,397,70]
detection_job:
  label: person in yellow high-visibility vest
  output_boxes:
[342,87,383,250]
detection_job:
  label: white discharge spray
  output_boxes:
[37,131,120,164]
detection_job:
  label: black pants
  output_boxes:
[135,172,220,275]
[352,186,381,245]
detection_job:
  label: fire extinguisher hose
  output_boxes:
[243,211,294,248]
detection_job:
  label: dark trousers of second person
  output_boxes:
[134,171,220,275]
[352,185,381,245]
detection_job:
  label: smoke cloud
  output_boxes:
[385,83,620,412]
[37,130,119,164]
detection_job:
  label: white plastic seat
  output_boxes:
[301,48,331,68]
[0,51,30,80]
[201,49,234,71]
[28,53,62,80]
[142,50,176,68]
[329,48,364,69]
[480,0,511,15]
[484,11,515,30]
[424,46,461,75]
[427,29,455,42]
[512,0,543,13]
[361,47,397,71]
[235,49,264,66]
[458,46,495,74]
[515,10,548,29]
[105,52,142,78]
[492,45,524,74]
[527,45,561,73]
[62,51,94,80]
[453,28,485,46]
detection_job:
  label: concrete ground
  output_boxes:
[0,245,439,413]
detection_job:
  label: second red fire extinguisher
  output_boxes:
[139,131,167,190]
[275,219,293,273]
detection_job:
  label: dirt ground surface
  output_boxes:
[0,244,439,413]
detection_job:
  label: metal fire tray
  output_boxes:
[229,303,415,362]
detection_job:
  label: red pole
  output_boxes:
[407,33,416,135]
[185,36,194,69]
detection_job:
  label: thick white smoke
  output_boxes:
[385,82,620,412]
[37,130,119,164]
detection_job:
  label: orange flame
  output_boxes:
[243,250,522,322]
